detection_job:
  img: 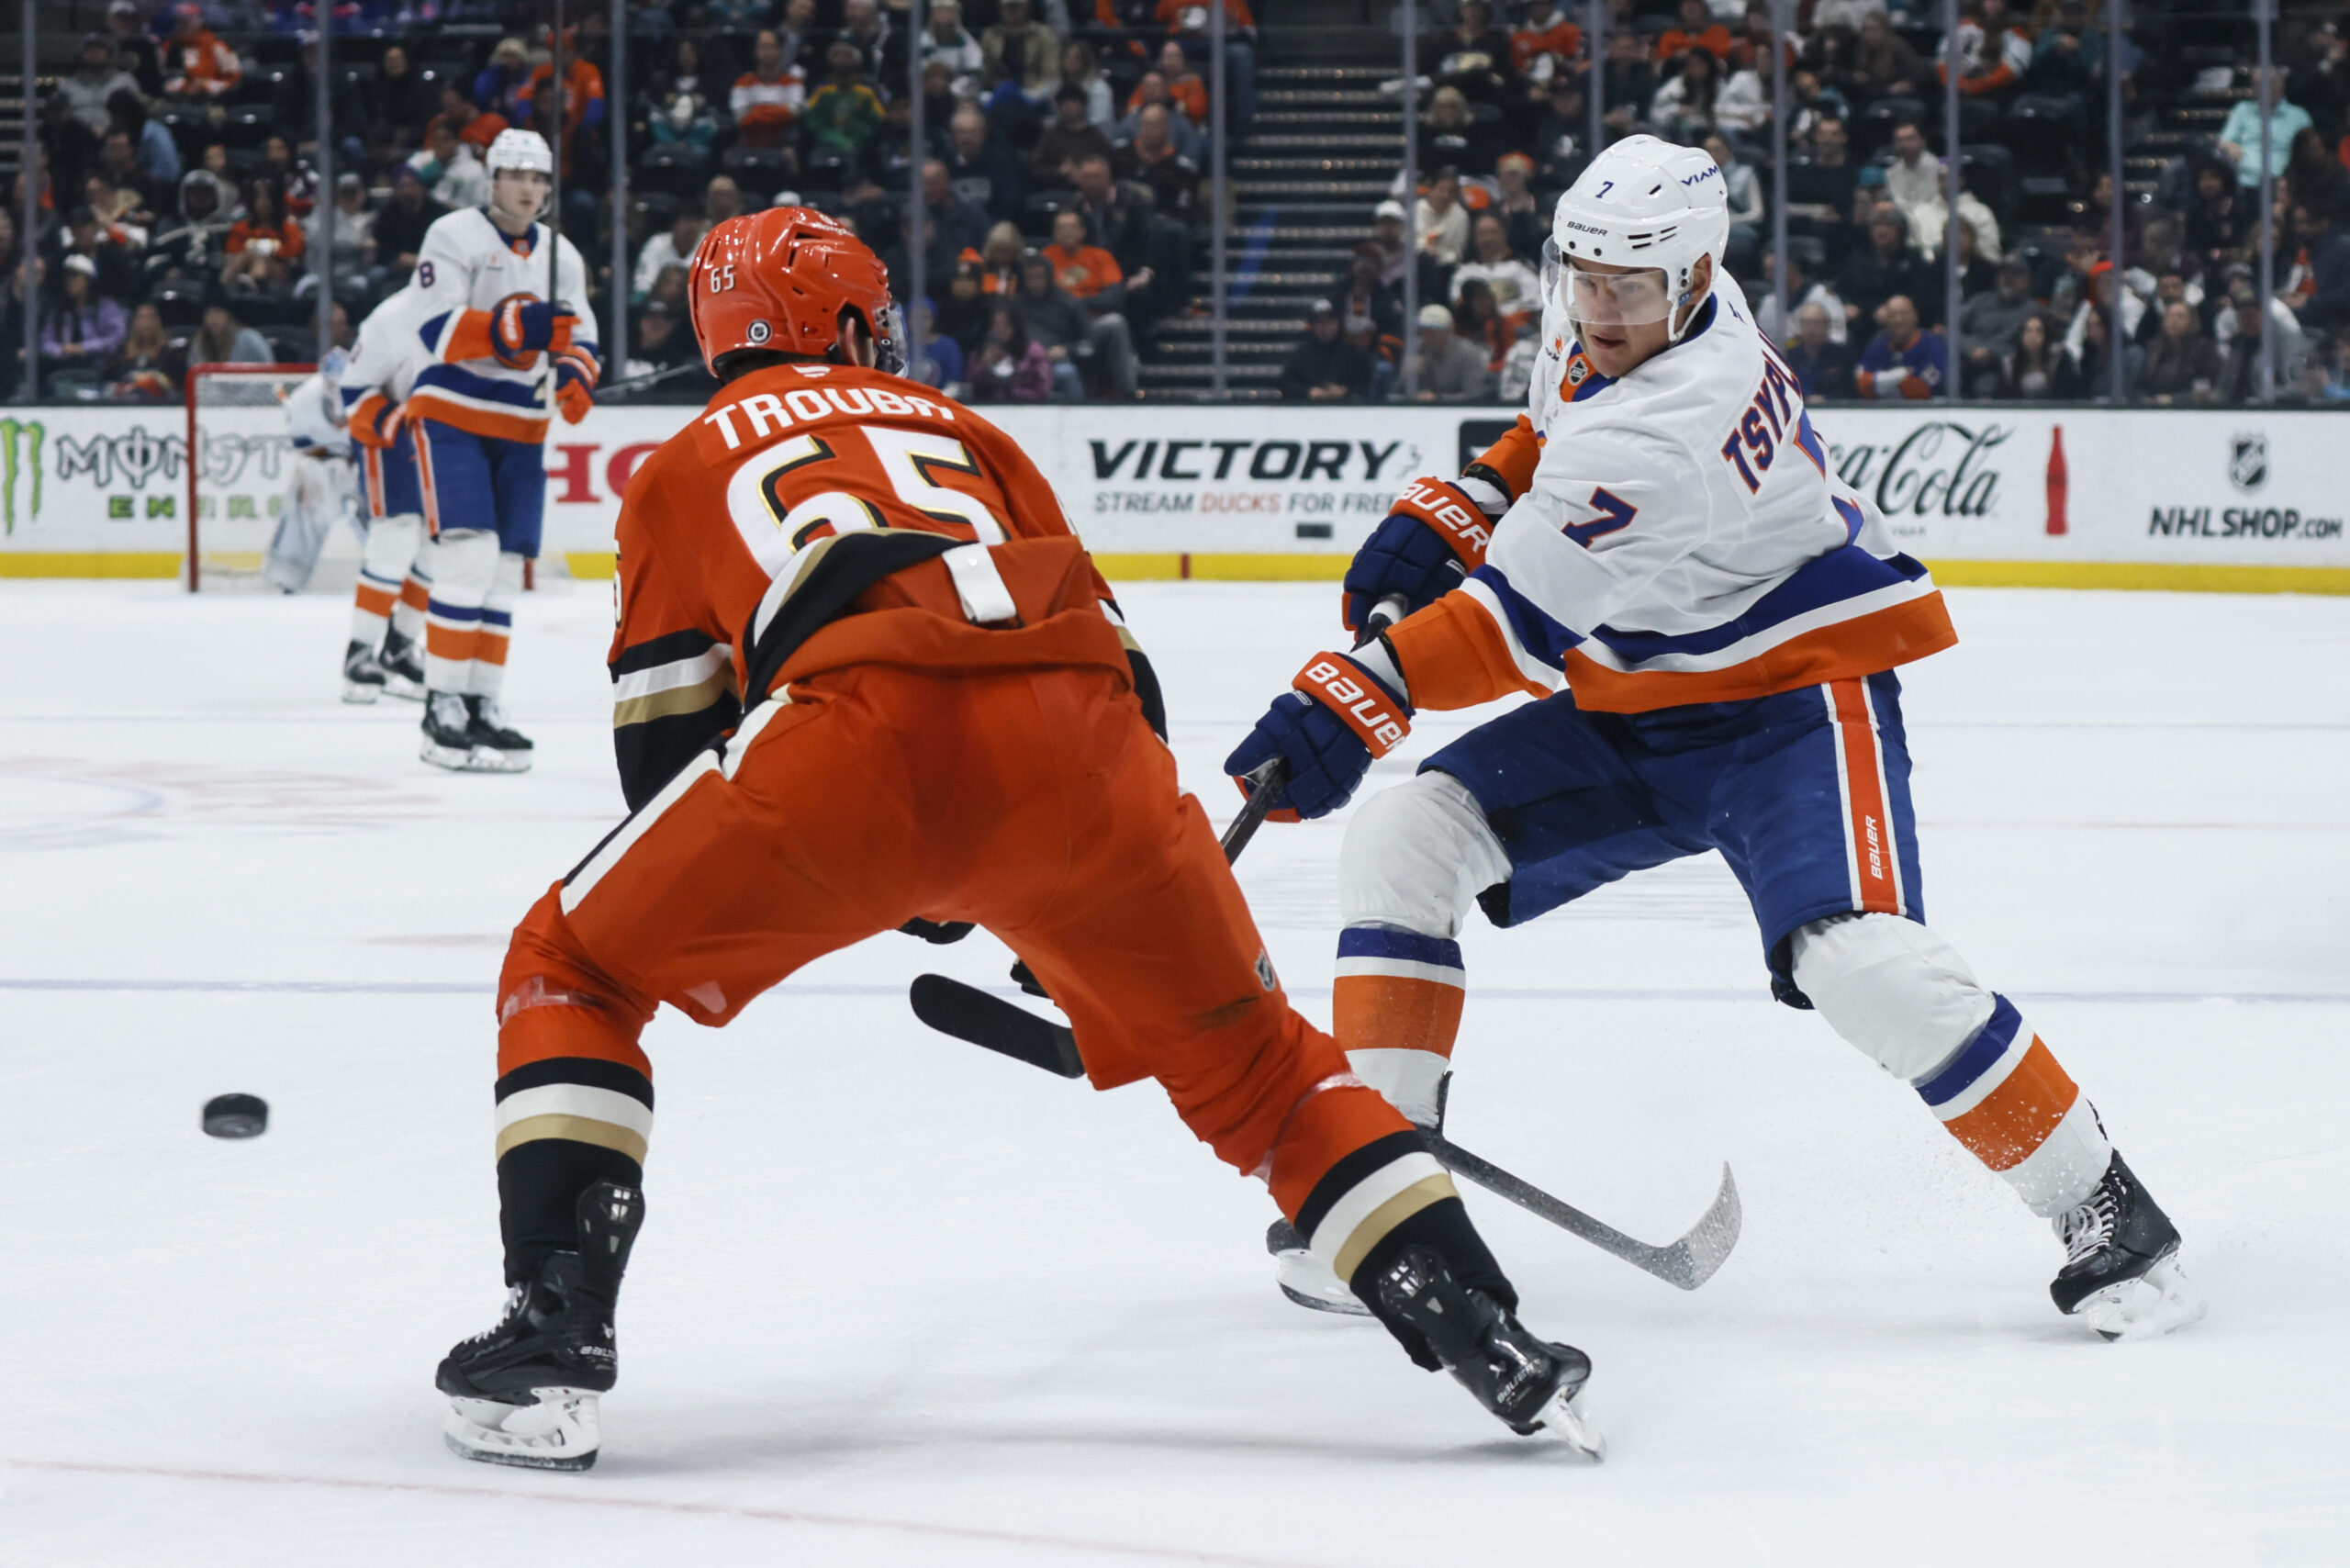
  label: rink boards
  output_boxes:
[1,401,2344,591]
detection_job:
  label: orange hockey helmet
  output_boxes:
[687,207,905,375]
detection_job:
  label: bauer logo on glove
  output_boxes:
[1297,656,1408,755]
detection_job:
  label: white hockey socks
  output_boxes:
[1790,913,2112,1216]
[419,528,498,696]
[351,512,423,646]
[469,552,526,699]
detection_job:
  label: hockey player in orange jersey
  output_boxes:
[433,207,1602,1470]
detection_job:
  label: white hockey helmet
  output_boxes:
[486,129,555,178]
[1544,134,1729,345]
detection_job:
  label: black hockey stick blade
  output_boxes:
[1220,756,1287,861]
[1426,1136,1741,1292]
[909,973,1084,1078]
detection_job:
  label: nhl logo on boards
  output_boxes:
[745,319,772,345]
[2228,432,2268,493]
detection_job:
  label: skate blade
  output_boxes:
[443,1390,600,1471]
[468,745,533,774]
[383,675,426,701]
[2079,1254,2208,1342]
[1520,1380,1606,1462]
[1274,1250,1371,1317]
[341,681,384,705]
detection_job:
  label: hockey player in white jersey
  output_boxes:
[1228,136,2203,1341]
[263,356,359,595]
[339,285,435,703]
[404,128,599,771]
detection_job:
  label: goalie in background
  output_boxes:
[263,353,360,596]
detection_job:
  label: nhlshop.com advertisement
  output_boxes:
[3,403,2345,588]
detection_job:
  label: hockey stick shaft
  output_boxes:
[593,358,706,400]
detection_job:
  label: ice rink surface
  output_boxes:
[2,577,2345,1566]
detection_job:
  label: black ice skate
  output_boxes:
[1265,1217,1370,1316]
[1374,1245,1603,1458]
[378,630,426,700]
[2050,1150,2206,1340]
[464,696,534,773]
[420,691,485,771]
[341,640,388,704]
[439,1182,644,1471]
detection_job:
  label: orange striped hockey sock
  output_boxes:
[1334,924,1466,1126]
[1914,995,2112,1216]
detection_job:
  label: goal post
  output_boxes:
[185,362,321,592]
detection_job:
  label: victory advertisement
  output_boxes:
[4,401,2346,579]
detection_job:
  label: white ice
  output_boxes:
[1,578,2345,1566]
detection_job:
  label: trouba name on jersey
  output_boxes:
[699,375,964,450]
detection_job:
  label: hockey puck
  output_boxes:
[202,1093,269,1139]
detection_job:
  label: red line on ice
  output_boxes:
[2,1455,1328,1568]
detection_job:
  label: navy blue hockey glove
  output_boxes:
[1223,653,1413,822]
[1340,476,1503,633]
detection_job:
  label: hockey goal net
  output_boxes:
[185,363,358,592]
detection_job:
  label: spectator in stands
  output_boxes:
[923,2,988,96]
[1848,12,1927,100]
[1152,40,1210,131]
[372,165,446,286]
[1406,301,1495,402]
[907,298,968,398]
[308,174,376,299]
[2284,201,2350,337]
[1511,0,1582,84]
[644,263,691,319]
[223,185,303,299]
[976,221,1026,297]
[1033,86,1115,191]
[1525,79,1588,195]
[1454,280,1511,373]
[150,169,236,285]
[1957,252,2037,392]
[40,254,127,389]
[1330,241,1404,343]
[1044,207,1130,304]
[1018,253,1136,398]
[1939,0,2031,99]
[2132,268,2198,349]
[105,300,180,403]
[646,38,724,151]
[372,46,433,158]
[968,304,1056,402]
[1424,87,1503,178]
[1883,121,1942,234]
[39,85,102,207]
[2138,299,2222,405]
[733,30,808,151]
[1649,49,1724,142]
[621,299,698,381]
[706,176,746,229]
[1451,212,1539,324]
[805,40,889,176]
[1992,310,2058,399]
[94,138,162,235]
[919,159,991,284]
[775,0,821,70]
[1754,245,1848,344]
[1492,153,1547,263]
[189,301,274,367]
[1657,0,1733,64]
[1838,204,1941,330]
[476,39,535,126]
[2182,156,2254,274]
[106,89,179,191]
[1415,166,1470,269]
[1281,298,1372,403]
[841,0,908,88]
[2216,272,2308,400]
[1114,104,1201,227]
[983,0,1065,123]
[1371,198,1409,287]
[945,105,1025,225]
[1427,0,1515,106]
[2218,67,2310,192]
[2283,128,2350,227]
[1068,153,1165,318]
[1784,299,1856,399]
[1119,72,1203,161]
[1058,41,1115,129]
[104,0,161,97]
[633,211,708,304]
[1599,28,1657,140]
[2064,262,2143,363]
[49,204,137,301]
[62,34,139,137]
[2053,302,2132,399]
[410,120,490,213]
[161,5,241,103]
[1705,133,1762,275]
[1854,294,1945,398]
